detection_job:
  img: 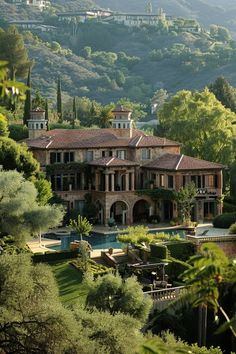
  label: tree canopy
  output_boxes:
[0,170,64,244]
[208,76,236,113]
[0,136,39,178]
[158,89,236,165]
[86,273,152,322]
[0,26,31,79]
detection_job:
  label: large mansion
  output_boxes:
[25,107,223,225]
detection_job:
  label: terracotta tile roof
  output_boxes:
[143,154,224,171]
[88,157,139,167]
[25,128,180,150]
[112,105,132,113]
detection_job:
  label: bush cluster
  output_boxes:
[213,212,236,228]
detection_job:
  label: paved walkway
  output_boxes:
[196,223,228,236]
[27,238,60,253]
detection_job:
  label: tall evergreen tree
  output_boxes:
[23,67,31,126]
[57,77,62,123]
[208,76,236,113]
[72,96,77,128]
[45,98,49,131]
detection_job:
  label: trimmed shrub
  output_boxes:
[213,212,236,228]
[166,241,195,261]
[229,222,236,234]
[223,202,236,213]
[150,244,168,259]
[32,250,78,263]
[71,259,113,277]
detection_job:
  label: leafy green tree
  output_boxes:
[0,137,39,178]
[180,243,236,346]
[0,113,9,136]
[86,273,152,322]
[151,88,169,114]
[57,76,62,123]
[176,182,197,224]
[23,66,31,125]
[0,60,27,108]
[70,215,92,241]
[158,89,235,165]
[99,106,113,128]
[230,160,236,199]
[0,170,64,244]
[73,305,143,354]
[0,254,79,354]
[208,76,236,113]
[31,90,46,109]
[0,26,31,79]
[32,177,53,206]
[140,332,223,354]
[116,98,147,121]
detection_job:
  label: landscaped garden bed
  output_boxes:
[70,258,113,277]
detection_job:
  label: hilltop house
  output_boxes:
[25,107,223,225]
[8,0,50,10]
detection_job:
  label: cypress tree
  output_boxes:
[45,99,49,131]
[57,77,62,123]
[23,67,31,126]
[72,96,76,128]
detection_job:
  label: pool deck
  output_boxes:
[27,223,229,254]
[27,238,61,253]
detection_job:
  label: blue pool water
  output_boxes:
[46,228,186,251]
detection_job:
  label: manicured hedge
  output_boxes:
[32,250,78,263]
[70,259,113,277]
[223,202,236,213]
[150,241,195,261]
[150,244,168,259]
[166,241,195,261]
[213,212,236,228]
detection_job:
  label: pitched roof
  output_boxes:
[143,154,224,171]
[112,105,132,113]
[25,128,181,150]
[88,157,139,167]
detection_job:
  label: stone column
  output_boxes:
[105,173,109,192]
[95,171,100,191]
[217,170,222,190]
[111,172,115,192]
[125,173,129,191]
[131,171,135,191]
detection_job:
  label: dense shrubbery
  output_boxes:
[213,212,236,228]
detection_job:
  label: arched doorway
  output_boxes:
[110,201,128,225]
[133,199,150,223]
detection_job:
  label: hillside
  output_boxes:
[22,22,236,105]
[94,0,236,32]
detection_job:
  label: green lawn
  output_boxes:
[49,260,89,306]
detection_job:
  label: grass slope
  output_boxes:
[50,260,89,305]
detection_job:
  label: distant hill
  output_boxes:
[21,21,236,105]
[94,0,236,31]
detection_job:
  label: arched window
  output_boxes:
[41,123,44,129]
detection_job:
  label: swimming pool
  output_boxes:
[45,228,186,251]
[48,233,122,251]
